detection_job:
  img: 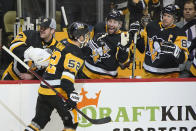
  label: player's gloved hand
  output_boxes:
[119,32,130,51]
[160,41,181,58]
[24,46,51,69]
[63,92,80,111]
[129,21,140,34]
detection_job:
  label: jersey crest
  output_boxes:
[146,35,164,63]
[88,39,110,64]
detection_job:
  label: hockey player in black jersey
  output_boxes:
[142,4,189,78]
[1,18,57,80]
[79,9,143,79]
[24,22,90,131]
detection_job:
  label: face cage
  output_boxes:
[77,32,90,48]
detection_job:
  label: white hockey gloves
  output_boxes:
[24,46,51,69]
[62,92,80,111]
[160,41,181,58]
[120,32,130,49]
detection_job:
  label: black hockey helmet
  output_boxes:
[106,9,123,22]
[68,22,89,40]
[162,4,180,18]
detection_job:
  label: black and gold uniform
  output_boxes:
[78,9,142,79]
[29,40,84,130]
[39,40,84,97]
[1,30,57,80]
[143,20,189,78]
[80,22,132,79]
[25,22,89,131]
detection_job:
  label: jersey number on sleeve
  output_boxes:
[64,53,83,74]
[46,51,84,75]
[46,50,61,74]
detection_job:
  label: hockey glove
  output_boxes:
[63,92,80,111]
[119,32,130,51]
[129,21,140,35]
[24,46,51,69]
[160,41,181,59]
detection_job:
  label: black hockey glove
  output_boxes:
[129,21,140,35]
[160,41,181,59]
[62,92,80,111]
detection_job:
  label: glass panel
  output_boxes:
[57,0,98,26]
[22,0,45,19]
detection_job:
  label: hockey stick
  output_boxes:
[0,99,26,127]
[61,6,68,27]
[2,46,111,125]
[131,32,138,78]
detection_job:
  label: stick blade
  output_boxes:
[75,107,112,124]
[89,116,112,124]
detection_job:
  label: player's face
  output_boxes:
[78,32,90,48]
[40,27,53,42]
[162,13,175,28]
[183,3,196,22]
[107,19,121,34]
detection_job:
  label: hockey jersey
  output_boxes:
[81,23,132,79]
[1,30,57,80]
[38,39,85,97]
[143,21,189,78]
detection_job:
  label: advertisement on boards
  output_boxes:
[0,79,196,131]
[75,81,196,131]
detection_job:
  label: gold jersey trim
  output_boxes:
[2,62,20,80]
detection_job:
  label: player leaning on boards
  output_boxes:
[142,4,189,78]
[24,22,90,131]
[78,9,144,79]
[1,18,57,80]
